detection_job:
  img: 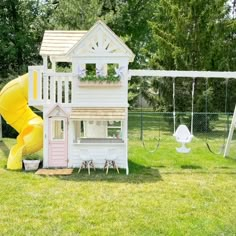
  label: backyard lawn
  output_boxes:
[0,137,236,236]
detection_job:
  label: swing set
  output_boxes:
[138,83,161,153]
[129,70,236,155]
[204,77,230,155]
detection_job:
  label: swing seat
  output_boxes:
[173,125,193,153]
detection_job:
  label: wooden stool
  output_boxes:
[78,160,95,175]
[104,159,119,175]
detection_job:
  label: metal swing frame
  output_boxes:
[204,77,229,155]
[128,70,236,155]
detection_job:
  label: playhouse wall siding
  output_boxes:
[68,144,127,169]
[72,86,128,107]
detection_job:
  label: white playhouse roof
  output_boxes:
[40,20,135,62]
[40,30,87,56]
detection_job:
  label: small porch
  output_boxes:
[68,107,128,174]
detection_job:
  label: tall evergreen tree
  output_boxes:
[145,0,235,112]
[148,0,231,71]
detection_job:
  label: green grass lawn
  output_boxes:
[0,138,236,236]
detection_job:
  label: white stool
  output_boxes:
[104,149,119,174]
[78,149,95,175]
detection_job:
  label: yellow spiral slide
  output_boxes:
[0,74,43,170]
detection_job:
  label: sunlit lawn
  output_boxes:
[0,136,236,235]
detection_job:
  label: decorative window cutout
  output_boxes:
[81,30,125,55]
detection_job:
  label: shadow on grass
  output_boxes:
[181,164,203,169]
[0,140,10,157]
[45,160,163,184]
[52,162,236,183]
[224,156,236,161]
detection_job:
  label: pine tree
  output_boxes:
[146,0,235,112]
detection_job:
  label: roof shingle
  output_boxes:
[40,30,87,56]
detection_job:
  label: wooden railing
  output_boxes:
[28,66,75,106]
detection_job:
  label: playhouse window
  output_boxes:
[86,64,96,76]
[107,64,119,76]
[83,121,107,138]
[107,121,122,138]
[56,62,72,72]
[72,120,123,142]
[84,64,120,77]
[85,64,107,77]
[72,120,83,143]
[52,119,65,140]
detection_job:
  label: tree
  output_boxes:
[107,0,157,69]
[145,0,236,113]
[103,0,161,109]
[0,0,56,77]
[50,0,102,30]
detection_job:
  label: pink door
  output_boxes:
[48,117,68,167]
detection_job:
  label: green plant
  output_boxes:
[23,153,42,160]
[79,74,120,83]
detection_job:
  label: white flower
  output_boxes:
[96,68,104,77]
[78,66,86,78]
[114,66,125,77]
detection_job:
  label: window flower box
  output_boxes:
[78,74,122,87]
[79,81,122,87]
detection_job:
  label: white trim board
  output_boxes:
[129,70,236,79]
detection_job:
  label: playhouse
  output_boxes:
[28,21,134,174]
